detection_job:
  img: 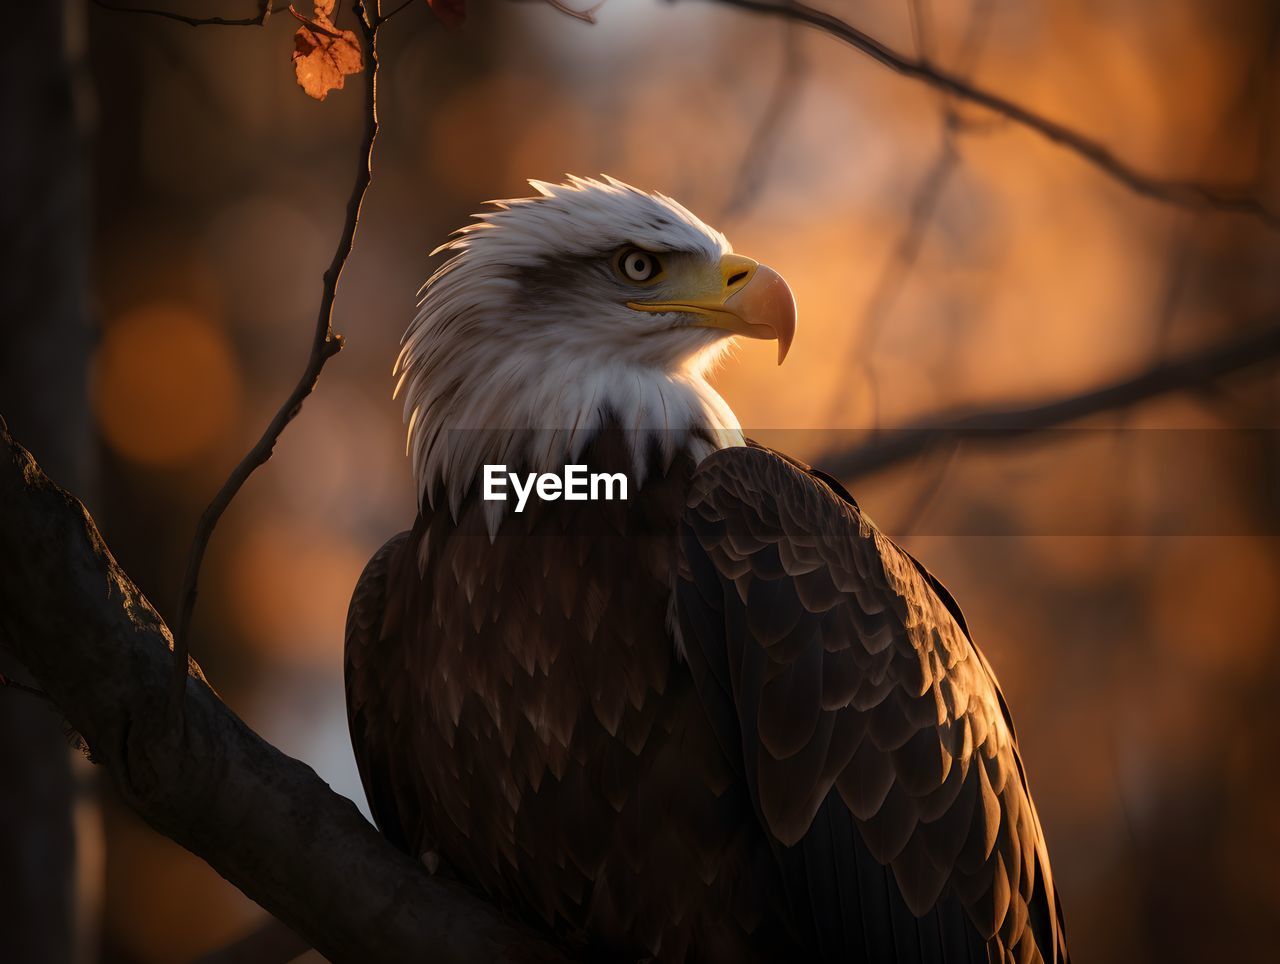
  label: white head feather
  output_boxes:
[395,176,746,521]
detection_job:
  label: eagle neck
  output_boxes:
[410,361,744,524]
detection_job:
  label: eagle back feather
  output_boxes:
[677,444,1069,963]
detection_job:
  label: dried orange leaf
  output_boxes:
[290,5,362,102]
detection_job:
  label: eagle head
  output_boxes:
[394,175,797,517]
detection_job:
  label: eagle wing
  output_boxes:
[344,531,426,858]
[676,444,1069,963]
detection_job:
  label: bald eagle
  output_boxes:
[346,177,1069,963]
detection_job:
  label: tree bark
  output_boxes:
[0,423,567,964]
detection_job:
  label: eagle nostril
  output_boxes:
[726,270,749,289]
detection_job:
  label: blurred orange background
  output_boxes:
[53,0,1280,960]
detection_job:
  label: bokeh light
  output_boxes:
[227,518,370,668]
[92,304,242,466]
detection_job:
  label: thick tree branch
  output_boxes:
[169,1,382,714]
[0,420,568,964]
[818,324,1280,480]
[700,0,1280,229]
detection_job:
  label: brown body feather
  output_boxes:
[346,433,1068,963]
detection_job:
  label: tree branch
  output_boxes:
[699,0,1280,229]
[823,0,993,425]
[824,131,958,427]
[91,0,276,28]
[720,2,808,221]
[0,672,55,705]
[169,0,383,716]
[535,0,605,24]
[0,419,568,964]
[817,324,1280,480]
[376,0,415,26]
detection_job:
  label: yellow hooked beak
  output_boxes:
[627,253,797,365]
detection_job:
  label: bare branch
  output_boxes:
[887,439,957,542]
[91,0,275,28]
[376,0,416,26]
[699,0,1280,229]
[824,134,957,427]
[0,671,55,705]
[824,0,992,425]
[818,323,1280,480]
[535,0,605,24]
[169,1,384,716]
[0,422,569,964]
[720,5,808,221]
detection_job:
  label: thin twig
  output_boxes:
[536,0,605,24]
[376,0,414,25]
[91,0,276,27]
[721,3,809,220]
[824,0,991,425]
[825,135,958,426]
[888,437,957,542]
[818,323,1280,480]
[699,0,1280,229]
[0,672,55,705]
[169,0,383,718]
[904,0,925,56]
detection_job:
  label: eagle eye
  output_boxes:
[617,248,661,283]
